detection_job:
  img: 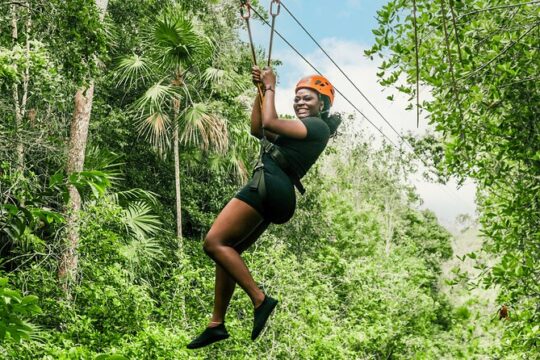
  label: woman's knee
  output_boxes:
[203,232,224,256]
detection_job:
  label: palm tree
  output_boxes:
[115,7,229,247]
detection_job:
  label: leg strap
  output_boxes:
[249,162,267,200]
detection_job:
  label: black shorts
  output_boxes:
[235,154,296,224]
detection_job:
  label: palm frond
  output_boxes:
[134,82,180,113]
[153,11,212,69]
[201,67,248,93]
[110,188,160,208]
[228,152,249,183]
[122,201,162,238]
[135,112,171,151]
[178,103,228,153]
[119,237,165,273]
[114,54,153,89]
[84,146,124,186]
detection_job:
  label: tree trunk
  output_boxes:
[59,85,95,293]
[11,4,24,171]
[173,110,183,249]
[59,0,108,295]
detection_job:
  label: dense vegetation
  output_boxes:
[367,0,539,357]
[0,0,528,358]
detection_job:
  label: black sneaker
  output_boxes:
[186,323,230,349]
[251,295,278,341]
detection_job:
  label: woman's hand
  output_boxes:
[251,65,262,86]
[261,67,276,89]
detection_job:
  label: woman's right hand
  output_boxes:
[251,65,262,87]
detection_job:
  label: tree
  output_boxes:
[367,0,540,355]
[115,7,228,245]
[59,0,109,294]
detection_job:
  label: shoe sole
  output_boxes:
[187,333,230,349]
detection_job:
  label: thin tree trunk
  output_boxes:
[21,1,31,121]
[11,4,24,171]
[59,0,108,295]
[173,113,183,248]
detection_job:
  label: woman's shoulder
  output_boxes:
[300,117,330,139]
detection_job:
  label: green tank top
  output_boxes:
[274,116,330,178]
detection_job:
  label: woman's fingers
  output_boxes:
[260,67,276,87]
[252,65,262,84]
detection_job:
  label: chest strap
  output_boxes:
[260,138,306,195]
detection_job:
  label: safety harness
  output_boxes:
[249,138,306,197]
[240,0,306,199]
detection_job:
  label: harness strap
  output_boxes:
[260,138,306,195]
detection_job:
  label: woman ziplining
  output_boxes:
[186,0,341,349]
[186,67,341,349]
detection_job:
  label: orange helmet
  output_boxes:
[295,75,335,105]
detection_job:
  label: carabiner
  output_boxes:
[270,0,281,17]
[240,0,251,20]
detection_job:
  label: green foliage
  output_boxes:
[0,0,506,358]
[46,0,109,85]
[368,0,540,355]
[0,277,41,343]
[0,164,65,262]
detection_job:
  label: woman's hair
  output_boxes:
[319,94,341,137]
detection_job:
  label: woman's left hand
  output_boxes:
[261,67,276,88]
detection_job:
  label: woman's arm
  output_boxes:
[260,68,307,139]
[250,92,279,141]
[250,66,279,141]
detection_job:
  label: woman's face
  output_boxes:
[293,88,323,119]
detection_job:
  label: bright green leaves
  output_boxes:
[121,201,161,239]
[46,0,109,85]
[114,54,153,89]
[69,170,111,199]
[153,10,212,69]
[369,1,540,355]
[0,278,41,343]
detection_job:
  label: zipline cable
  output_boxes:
[248,5,399,148]
[280,0,416,151]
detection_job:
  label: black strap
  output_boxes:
[260,138,305,195]
[249,162,266,199]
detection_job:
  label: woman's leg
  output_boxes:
[203,199,269,314]
[208,219,270,326]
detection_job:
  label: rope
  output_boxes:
[239,0,282,158]
[239,0,264,103]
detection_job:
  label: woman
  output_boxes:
[187,66,341,349]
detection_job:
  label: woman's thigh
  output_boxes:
[205,198,266,249]
[233,219,270,254]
